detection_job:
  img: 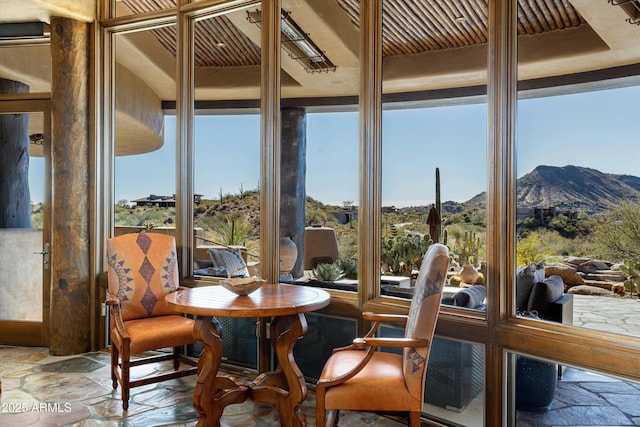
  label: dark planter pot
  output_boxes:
[515,356,558,412]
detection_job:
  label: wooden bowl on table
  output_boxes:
[220,277,266,296]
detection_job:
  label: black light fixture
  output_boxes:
[247,9,336,73]
[608,0,640,25]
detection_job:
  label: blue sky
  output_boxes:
[29,85,639,207]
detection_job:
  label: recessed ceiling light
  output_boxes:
[216,41,225,47]
[455,16,466,24]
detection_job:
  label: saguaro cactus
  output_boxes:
[435,167,441,240]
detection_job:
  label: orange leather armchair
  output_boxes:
[105,232,197,410]
[315,243,449,427]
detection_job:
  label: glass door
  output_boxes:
[0,99,51,346]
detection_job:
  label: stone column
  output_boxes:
[280,108,306,279]
[0,79,31,228]
[49,17,91,355]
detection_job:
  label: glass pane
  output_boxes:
[192,8,261,279]
[113,24,177,237]
[190,317,258,369]
[380,325,485,426]
[279,0,360,289]
[115,0,176,18]
[510,351,640,425]
[294,313,358,380]
[381,0,488,307]
[301,112,359,289]
[515,4,640,338]
[0,111,44,322]
[28,113,45,228]
[0,44,50,92]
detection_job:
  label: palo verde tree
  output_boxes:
[592,199,640,262]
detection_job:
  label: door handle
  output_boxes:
[33,242,50,270]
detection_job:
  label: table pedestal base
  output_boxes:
[192,313,309,427]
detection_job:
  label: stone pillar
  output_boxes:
[280,108,306,279]
[0,79,31,228]
[49,17,91,355]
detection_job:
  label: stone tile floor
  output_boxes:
[511,294,640,426]
[0,346,408,427]
[1,343,640,426]
[516,366,640,426]
[2,291,638,427]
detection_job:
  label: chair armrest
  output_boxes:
[359,312,409,341]
[362,312,408,324]
[352,337,429,350]
[332,313,413,353]
[105,292,120,306]
[317,347,377,388]
[105,293,129,339]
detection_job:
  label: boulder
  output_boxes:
[544,263,585,286]
[567,285,612,296]
[579,259,611,270]
[582,272,626,282]
[564,257,591,267]
[581,280,614,291]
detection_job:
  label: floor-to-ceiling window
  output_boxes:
[111,9,177,235]
[509,0,640,424]
[99,1,640,425]
[189,4,263,368]
[190,7,262,282]
[278,0,362,379]
[376,1,489,423]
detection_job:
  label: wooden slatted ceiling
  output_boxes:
[121,0,261,67]
[192,16,261,67]
[338,0,585,56]
[121,0,176,12]
[121,0,585,66]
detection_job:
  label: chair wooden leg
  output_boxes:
[315,384,338,426]
[111,345,118,389]
[408,410,421,427]
[173,346,181,371]
[325,410,338,427]
[122,351,130,410]
[315,384,324,427]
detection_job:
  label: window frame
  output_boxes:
[99,1,640,425]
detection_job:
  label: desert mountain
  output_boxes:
[463,165,640,213]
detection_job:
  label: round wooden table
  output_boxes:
[166,283,330,427]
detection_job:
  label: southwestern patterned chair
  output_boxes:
[315,243,449,427]
[105,232,197,410]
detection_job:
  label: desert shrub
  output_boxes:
[335,226,358,260]
[31,203,44,229]
[209,214,249,246]
[306,207,328,226]
[591,200,640,263]
[517,231,554,267]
